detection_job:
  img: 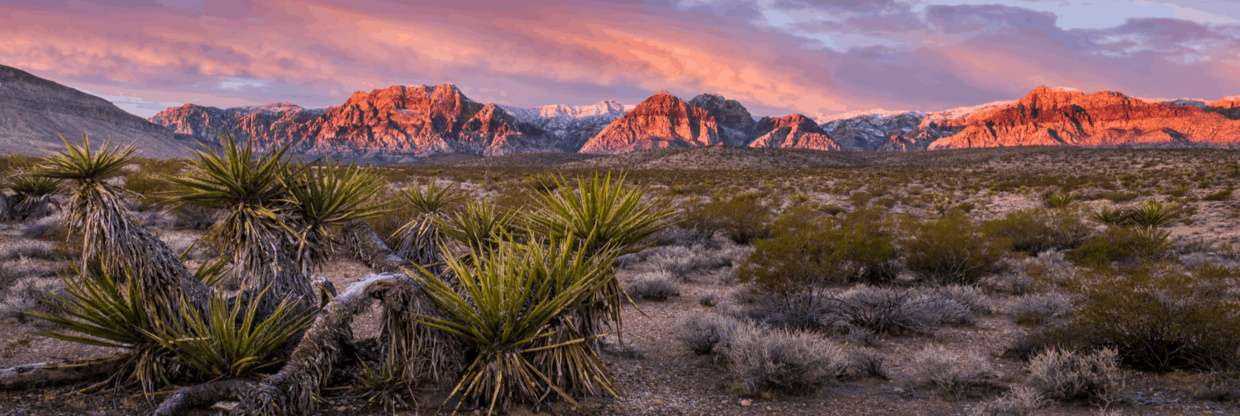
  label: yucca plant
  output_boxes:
[435,201,512,254]
[6,170,60,220]
[1127,200,1179,228]
[527,172,671,338]
[408,236,617,414]
[283,162,386,276]
[152,288,313,379]
[392,181,461,265]
[165,138,307,303]
[1043,191,1074,209]
[32,268,179,395]
[36,136,209,309]
[1092,206,1128,226]
[528,172,671,256]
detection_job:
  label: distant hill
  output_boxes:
[0,65,196,158]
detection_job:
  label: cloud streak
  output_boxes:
[1,0,1238,118]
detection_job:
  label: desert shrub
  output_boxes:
[1043,191,1074,209]
[820,286,976,335]
[1202,188,1232,201]
[630,243,745,279]
[742,289,835,331]
[737,209,897,294]
[625,271,679,301]
[926,285,992,315]
[0,276,61,321]
[905,345,1001,398]
[19,213,63,239]
[1044,267,1240,371]
[122,172,167,210]
[1068,226,1169,269]
[1006,293,1072,326]
[678,313,740,355]
[903,210,1010,284]
[983,209,1091,254]
[980,272,1037,295]
[1194,371,1240,402]
[1026,348,1122,404]
[0,239,57,261]
[723,325,849,395]
[680,192,772,244]
[969,386,1046,416]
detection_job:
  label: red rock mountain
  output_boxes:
[579,91,726,154]
[151,84,554,156]
[927,87,1240,149]
[748,114,840,150]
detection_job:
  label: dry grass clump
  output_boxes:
[1005,292,1072,326]
[905,345,1002,398]
[678,313,740,355]
[1026,348,1123,405]
[902,210,1010,285]
[624,271,679,301]
[969,385,1046,416]
[0,276,62,321]
[724,325,851,395]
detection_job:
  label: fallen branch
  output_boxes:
[238,273,418,416]
[342,220,405,272]
[154,379,257,416]
[0,356,126,390]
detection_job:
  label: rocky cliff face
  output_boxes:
[689,94,755,145]
[146,80,1240,158]
[579,91,725,154]
[151,84,550,156]
[0,65,194,157]
[927,87,1240,150]
[749,114,840,150]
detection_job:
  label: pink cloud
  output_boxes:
[1,0,1238,118]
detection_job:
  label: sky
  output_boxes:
[2,0,1239,119]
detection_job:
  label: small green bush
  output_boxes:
[737,209,897,294]
[983,209,1091,255]
[680,192,772,244]
[1068,226,1168,270]
[903,211,1010,284]
[1043,266,1240,371]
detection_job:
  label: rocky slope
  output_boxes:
[927,87,1240,149]
[152,84,551,156]
[749,114,840,151]
[0,65,194,157]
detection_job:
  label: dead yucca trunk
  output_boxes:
[379,278,462,386]
[237,273,422,415]
[342,220,406,272]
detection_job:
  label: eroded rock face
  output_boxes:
[0,64,194,157]
[690,94,755,145]
[927,87,1240,149]
[579,91,724,154]
[151,84,548,156]
[749,114,840,151]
